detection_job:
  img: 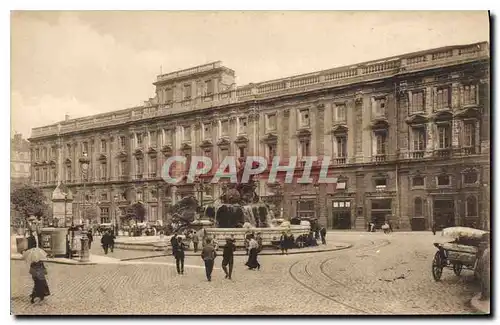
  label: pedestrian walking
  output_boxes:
[320,226,327,245]
[256,233,263,253]
[222,237,236,279]
[109,231,116,252]
[280,232,288,255]
[29,260,50,304]
[201,239,217,281]
[101,231,112,254]
[432,222,437,236]
[174,237,186,275]
[245,235,261,270]
[192,231,199,253]
[87,230,93,249]
[170,233,179,255]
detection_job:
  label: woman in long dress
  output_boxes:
[245,235,260,270]
[29,261,50,303]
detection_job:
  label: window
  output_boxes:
[374,178,387,189]
[150,131,157,146]
[375,133,386,155]
[267,144,277,161]
[66,166,71,181]
[463,84,477,106]
[466,196,477,217]
[100,162,107,179]
[165,88,173,103]
[35,149,40,160]
[42,168,47,183]
[164,129,173,144]
[437,175,450,186]
[64,144,71,157]
[51,167,56,182]
[136,133,143,146]
[183,84,192,100]
[238,117,247,134]
[464,122,476,148]
[221,120,229,136]
[336,136,347,157]
[300,140,310,158]
[412,127,426,151]
[100,208,110,224]
[82,142,89,154]
[136,158,143,176]
[336,104,346,122]
[266,114,277,131]
[183,126,191,142]
[463,171,478,184]
[137,192,143,201]
[100,193,108,201]
[300,109,310,127]
[414,198,423,217]
[185,153,192,172]
[437,124,451,149]
[42,148,47,160]
[411,91,425,113]
[205,79,214,95]
[374,98,386,117]
[203,124,212,139]
[239,147,246,158]
[120,136,126,149]
[150,206,158,222]
[297,200,315,219]
[412,176,425,187]
[436,87,450,110]
[149,157,157,176]
[50,147,56,158]
[119,160,126,176]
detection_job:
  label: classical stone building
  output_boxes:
[28,41,490,230]
[11,133,31,187]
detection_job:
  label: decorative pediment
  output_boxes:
[34,161,42,166]
[262,133,278,144]
[117,150,128,160]
[372,172,388,179]
[431,110,453,122]
[296,128,312,140]
[180,142,192,151]
[64,158,72,166]
[461,167,479,174]
[133,148,144,157]
[199,139,213,150]
[331,125,348,135]
[370,119,389,131]
[97,154,107,162]
[147,147,157,155]
[161,145,173,156]
[234,135,249,145]
[405,114,429,125]
[217,137,231,147]
[454,106,480,119]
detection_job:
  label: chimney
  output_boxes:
[65,114,70,121]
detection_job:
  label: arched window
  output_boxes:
[414,197,423,217]
[466,196,477,217]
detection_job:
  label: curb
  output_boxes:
[120,243,353,261]
[11,255,97,266]
[470,293,490,314]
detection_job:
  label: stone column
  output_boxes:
[316,104,325,157]
[452,119,461,149]
[361,96,371,162]
[425,122,435,157]
[283,109,290,158]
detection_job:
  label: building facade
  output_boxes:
[28,42,490,230]
[11,133,31,186]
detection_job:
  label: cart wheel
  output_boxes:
[453,263,463,276]
[432,251,443,281]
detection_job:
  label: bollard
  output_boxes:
[80,234,90,263]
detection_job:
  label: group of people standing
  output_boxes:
[100,230,115,254]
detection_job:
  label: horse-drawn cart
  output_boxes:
[432,227,489,281]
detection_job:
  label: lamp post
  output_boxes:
[113,194,119,236]
[195,177,205,215]
[78,152,91,262]
[314,182,320,232]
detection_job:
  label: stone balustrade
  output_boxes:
[29,42,489,139]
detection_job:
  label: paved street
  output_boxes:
[11,232,480,315]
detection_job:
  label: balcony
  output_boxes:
[435,148,452,158]
[333,157,347,165]
[149,173,158,179]
[410,151,425,159]
[119,175,129,181]
[373,154,386,162]
[462,146,477,155]
[135,174,144,180]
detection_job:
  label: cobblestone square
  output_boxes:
[11,232,481,315]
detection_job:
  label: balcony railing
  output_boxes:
[373,154,386,162]
[333,157,347,165]
[410,151,425,159]
[148,173,158,178]
[435,148,452,158]
[462,146,477,155]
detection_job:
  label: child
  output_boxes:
[29,261,50,303]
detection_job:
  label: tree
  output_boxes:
[11,185,49,225]
[123,201,147,225]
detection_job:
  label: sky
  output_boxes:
[10,11,489,138]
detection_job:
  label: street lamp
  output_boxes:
[78,151,91,262]
[113,194,119,236]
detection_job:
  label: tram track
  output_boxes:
[288,238,392,314]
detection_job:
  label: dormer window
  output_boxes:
[205,79,214,96]
[165,88,173,103]
[183,84,192,100]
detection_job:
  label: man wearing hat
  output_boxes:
[222,237,236,280]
